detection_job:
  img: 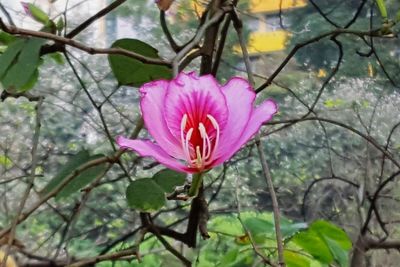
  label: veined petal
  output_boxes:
[164,72,228,139]
[140,80,184,159]
[116,136,193,173]
[212,99,278,165]
[214,77,255,159]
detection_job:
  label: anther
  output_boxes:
[180,114,192,164]
[206,114,220,163]
[181,114,188,130]
[207,114,219,129]
[198,123,207,138]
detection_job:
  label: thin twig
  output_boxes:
[255,137,285,267]
[231,8,254,85]
[67,248,138,267]
[234,173,277,267]
[255,27,391,93]
[0,117,144,240]
[66,0,127,38]
[1,97,43,267]
[265,116,400,169]
[160,10,181,52]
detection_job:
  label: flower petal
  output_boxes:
[213,77,255,159]
[116,136,193,173]
[140,80,184,159]
[212,99,278,165]
[163,72,228,139]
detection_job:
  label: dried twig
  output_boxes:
[256,137,285,267]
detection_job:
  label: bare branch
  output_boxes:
[256,137,285,267]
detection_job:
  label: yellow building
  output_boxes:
[247,0,307,55]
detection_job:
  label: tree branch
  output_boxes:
[66,0,127,38]
[0,18,170,66]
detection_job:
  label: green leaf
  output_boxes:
[0,31,16,45]
[292,229,333,263]
[280,221,308,238]
[27,3,50,24]
[56,17,65,31]
[1,37,45,92]
[48,52,65,65]
[0,39,26,79]
[126,178,166,212]
[152,168,186,193]
[219,248,239,266]
[0,155,12,168]
[56,154,108,200]
[19,69,39,92]
[311,220,352,250]
[292,220,352,266]
[311,220,351,267]
[242,217,275,244]
[284,250,311,267]
[41,151,108,200]
[323,236,349,267]
[243,217,274,237]
[376,0,387,19]
[209,215,244,237]
[41,21,57,34]
[108,38,172,87]
[40,150,90,196]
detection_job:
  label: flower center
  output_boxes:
[180,113,220,170]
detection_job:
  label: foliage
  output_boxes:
[0,0,400,266]
[108,38,172,86]
[97,212,352,267]
[125,169,185,212]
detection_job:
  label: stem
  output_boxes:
[188,173,203,197]
[256,136,285,267]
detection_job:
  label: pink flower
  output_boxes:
[21,2,31,16]
[117,72,277,173]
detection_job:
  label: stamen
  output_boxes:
[183,128,193,163]
[184,128,194,164]
[198,123,208,160]
[180,114,192,164]
[198,122,207,138]
[204,133,211,159]
[206,114,220,163]
[181,114,188,132]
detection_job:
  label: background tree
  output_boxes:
[0,0,399,266]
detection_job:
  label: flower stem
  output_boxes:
[188,172,203,197]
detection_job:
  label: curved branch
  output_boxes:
[302,176,359,219]
[255,27,389,93]
[160,10,181,52]
[0,18,171,66]
[308,0,341,28]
